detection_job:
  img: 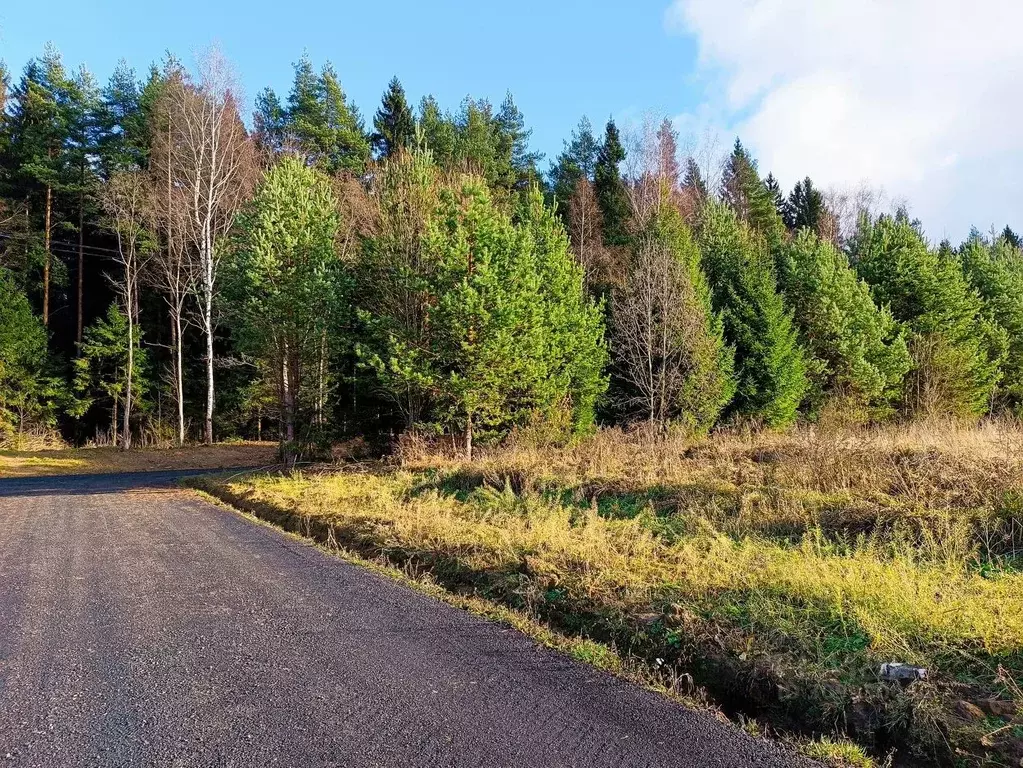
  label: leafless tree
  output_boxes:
[166,46,255,444]
[148,73,195,445]
[566,177,615,290]
[612,238,703,427]
[101,170,154,450]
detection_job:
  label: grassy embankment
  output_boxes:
[0,442,278,478]
[197,420,1023,766]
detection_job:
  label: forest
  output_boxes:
[1,43,1021,456]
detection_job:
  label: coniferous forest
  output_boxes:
[1,44,1021,455]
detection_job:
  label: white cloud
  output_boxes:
[665,0,1023,240]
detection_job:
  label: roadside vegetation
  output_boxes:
[4,41,1023,768]
[200,419,1023,767]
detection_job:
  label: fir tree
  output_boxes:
[372,77,415,159]
[698,202,809,427]
[785,177,826,233]
[957,233,1023,409]
[781,229,911,410]
[594,119,630,248]
[855,216,1003,417]
[548,116,600,211]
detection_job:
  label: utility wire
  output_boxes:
[0,231,127,256]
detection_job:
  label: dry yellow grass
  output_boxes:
[0,442,279,478]
[200,420,1023,766]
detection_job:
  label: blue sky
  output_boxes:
[3,1,1020,240]
[0,0,704,170]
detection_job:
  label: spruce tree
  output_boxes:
[548,116,600,211]
[0,267,54,441]
[721,139,785,249]
[372,77,415,159]
[855,216,1003,416]
[1001,225,1021,250]
[957,233,1023,409]
[698,202,809,427]
[781,229,911,410]
[495,92,542,191]
[594,119,630,248]
[785,177,826,233]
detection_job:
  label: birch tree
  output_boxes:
[168,47,254,444]
[101,169,153,449]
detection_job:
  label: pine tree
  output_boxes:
[228,157,343,448]
[495,92,542,191]
[957,233,1023,410]
[426,178,539,458]
[548,116,600,212]
[855,216,1003,417]
[418,95,456,168]
[781,229,911,410]
[372,77,415,159]
[4,47,78,328]
[698,202,809,427]
[518,185,608,432]
[594,119,630,248]
[97,60,145,175]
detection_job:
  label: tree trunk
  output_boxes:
[203,269,215,445]
[123,316,134,450]
[43,184,52,327]
[465,415,473,462]
[77,193,84,345]
[111,396,118,448]
[173,311,185,446]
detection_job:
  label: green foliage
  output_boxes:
[594,119,630,248]
[780,229,911,410]
[957,233,1023,409]
[71,302,149,422]
[227,156,344,436]
[548,116,600,213]
[721,139,786,252]
[652,205,736,430]
[362,163,607,447]
[784,177,826,233]
[260,55,371,175]
[517,186,608,431]
[372,77,415,159]
[855,216,1003,417]
[0,268,56,438]
[698,202,809,427]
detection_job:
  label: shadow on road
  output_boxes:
[0,468,254,498]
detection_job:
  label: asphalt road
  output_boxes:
[0,471,808,767]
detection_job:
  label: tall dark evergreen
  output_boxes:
[698,202,809,427]
[372,77,415,159]
[594,119,630,248]
[785,177,826,233]
[855,216,1003,416]
[548,116,600,211]
[721,139,785,249]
